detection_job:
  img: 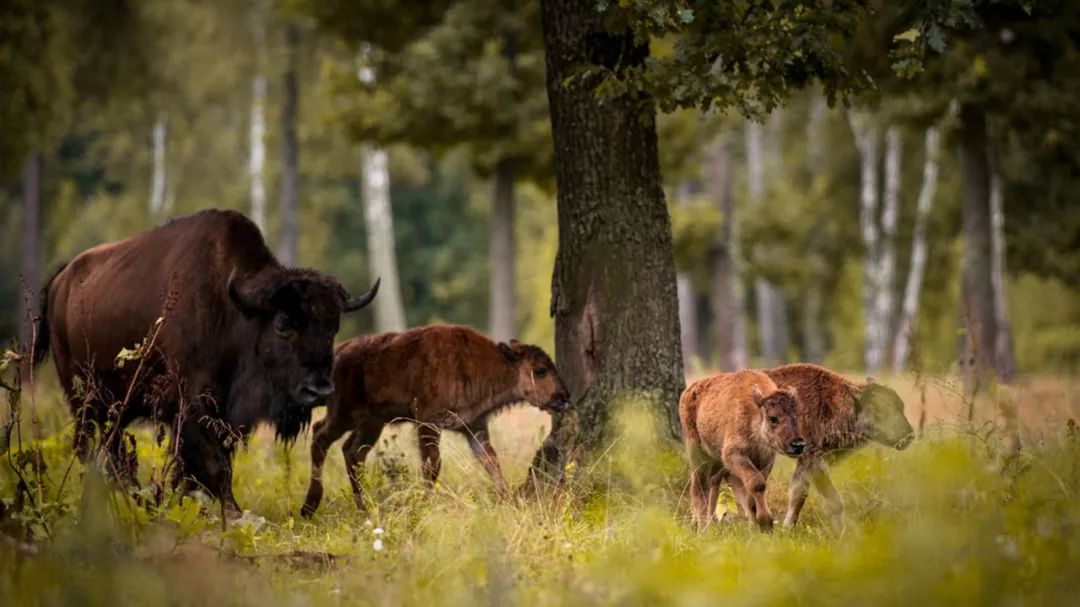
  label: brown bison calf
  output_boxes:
[764,363,914,532]
[680,370,805,531]
[301,324,570,517]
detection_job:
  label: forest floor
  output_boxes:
[2,371,1079,606]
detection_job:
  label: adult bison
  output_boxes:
[32,209,378,513]
[301,324,570,517]
[762,363,914,532]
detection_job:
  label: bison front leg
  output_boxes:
[417,424,442,487]
[723,451,773,532]
[174,420,241,517]
[465,423,509,498]
[301,416,350,518]
[688,462,712,530]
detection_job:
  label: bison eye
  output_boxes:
[534,367,548,378]
[768,416,779,425]
[274,316,297,337]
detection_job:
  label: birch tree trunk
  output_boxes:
[149,112,167,215]
[278,22,300,267]
[489,156,516,341]
[248,14,268,233]
[958,104,998,395]
[873,126,903,369]
[849,110,884,372]
[20,153,41,347]
[892,127,941,372]
[989,161,1016,381]
[801,94,827,362]
[706,131,748,370]
[747,115,788,365]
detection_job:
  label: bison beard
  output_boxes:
[32,209,378,513]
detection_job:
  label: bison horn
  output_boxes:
[227,269,262,316]
[343,277,381,313]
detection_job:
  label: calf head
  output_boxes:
[852,380,914,450]
[228,268,379,438]
[498,340,571,413]
[752,384,805,457]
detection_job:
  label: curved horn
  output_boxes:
[227,268,261,316]
[343,277,381,313]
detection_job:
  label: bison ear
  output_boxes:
[499,342,523,363]
[752,384,766,407]
[228,269,267,317]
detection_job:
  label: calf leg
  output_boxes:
[808,459,846,533]
[723,452,774,531]
[465,422,509,498]
[417,424,442,487]
[783,456,814,529]
[689,461,714,529]
[342,420,383,511]
[301,416,350,518]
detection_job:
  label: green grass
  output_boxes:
[2,378,1080,606]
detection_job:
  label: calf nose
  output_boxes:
[787,438,806,456]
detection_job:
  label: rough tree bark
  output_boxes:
[149,112,167,215]
[989,159,1016,381]
[705,131,748,371]
[958,104,998,394]
[20,153,40,347]
[278,22,300,267]
[530,0,684,480]
[248,13,268,233]
[849,110,884,372]
[892,127,941,372]
[489,157,516,341]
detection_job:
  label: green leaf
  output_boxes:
[678,9,694,24]
[927,24,946,53]
[893,28,921,44]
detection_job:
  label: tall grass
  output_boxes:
[2,373,1079,606]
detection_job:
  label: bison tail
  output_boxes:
[30,261,67,366]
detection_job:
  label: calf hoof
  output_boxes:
[756,515,774,532]
[301,487,322,518]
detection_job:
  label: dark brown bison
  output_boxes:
[680,370,805,531]
[301,324,570,517]
[763,363,914,532]
[32,209,378,513]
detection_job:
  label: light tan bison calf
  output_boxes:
[763,363,915,532]
[301,324,570,517]
[680,370,806,531]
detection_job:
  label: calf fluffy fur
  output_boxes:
[301,324,569,517]
[680,370,805,531]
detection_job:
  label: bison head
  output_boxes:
[498,340,571,413]
[852,381,915,450]
[752,384,806,457]
[227,268,379,438]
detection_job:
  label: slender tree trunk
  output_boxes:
[892,127,941,372]
[849,110,883,372]
[801,95,827,362]
[989,160,1016,381]
[490,156,516,341]
[278,22,300,267]
[361,146,407,332]
[249,14,268,233]
[874,126,902,368]
[677,273,698,368]
[958,104,998,394]
[20,153,40,347]
[706,131,749,371]
[149,112,167,215]
[746,117,787,365]
[530,0,683,481]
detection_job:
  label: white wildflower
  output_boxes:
[373,527,385,536]
[373,538,384,552]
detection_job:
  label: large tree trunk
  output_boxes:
[801,95,827,363]
[360,146,407,332]
[746,117,788,365]
[849,110,884,372]
[989,159,1016,381]
[20,153,40,347]
[248,14,268,233]
[149,112,167,215]
[706,131,749,371]
[958,104,998,395]
[892,127,941,372]
[278,22,300,267]
[489,156,516,341]
[530,0,683,480]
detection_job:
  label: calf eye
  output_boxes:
[534,367,548,378]
[768,416,779,425]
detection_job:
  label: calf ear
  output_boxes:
[499,342,523,363]
[844,382,863,409]
[752,384,766,407]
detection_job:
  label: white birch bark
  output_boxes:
[849,110,883,371]
[249,15,268,233]
[990,162,1016,380]
[149,111,167,214]
[892,127,941,372]
[871,126,902,369]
